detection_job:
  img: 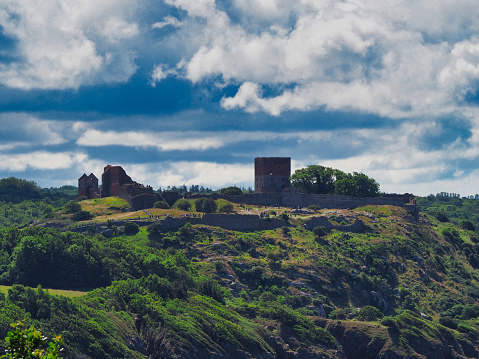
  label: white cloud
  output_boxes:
[127,161,252,189]
[0,0,140,89]
[166,0,479,118]
[0,151,86,171]
[150,64,178,85]
[152,16,182,29]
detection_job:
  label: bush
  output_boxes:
[3,321,64,359]
[219,186,243,196]
[313,226,327,237]
[195,198,217,213]
[460,220,475,231]
[357,305,384,321]
[124,222,139,235]
[308,205,321,211]
[175,199,192,211]
[218,202,234,213]
[147,222,162,239]
[435,211,449,222]
[153,200,170,209]
[64,201,81,213]
[71,210,93,221]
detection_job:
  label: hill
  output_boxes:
[2,186,479,357]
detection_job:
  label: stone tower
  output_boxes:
[78,173,99,199]
[254,157,291,193]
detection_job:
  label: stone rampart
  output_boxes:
[303,216,365,233]
[200,192,411,210]
[160,213,287,232]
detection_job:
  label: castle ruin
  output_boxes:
[78,165,159,210]
[254,157,291,193]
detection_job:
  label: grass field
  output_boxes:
[0,285,87,298]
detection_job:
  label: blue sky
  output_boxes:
[2,0,479,196]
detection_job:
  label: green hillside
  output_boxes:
[2,181,479,358]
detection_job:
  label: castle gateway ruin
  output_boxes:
[78,165,159,210]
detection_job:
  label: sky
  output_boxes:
[1,0,479,196]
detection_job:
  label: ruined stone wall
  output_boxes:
[160,213,287,232]
[300,194,406,209]
[208,192,408,210]
[303,216,365,233]
[101,165,134,198]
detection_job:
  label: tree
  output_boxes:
[147,222,162,240]
[290,165,339,194]
[219,186,243,196]
[64,201,81,214]
[2,320,64,358]
[71,210,93,221]
[195,198,217,213]
[290,165,380,197]
[460,220,475,231]
[218,203,234,213]
[124,222,139,235]
[153,200,170,209]
[357,305,384,321]
[435,211,449,222]
[174,199,191,211]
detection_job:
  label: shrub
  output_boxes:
[357,305,384,321]
[218,202,234,213]
[219,186,243,196]
[435,211,449,222]
[195,198,217,213]
[3,321,64,359]
[313,226,327,237]
[460,220,475,231]
[147,222,162,239]
[64,200,81,213]
[441,227,461,245]
[175,199,192,211]
[308,205,321,211]
[281,226,290,235]
[71,210,93,221]
[124,222,139,235]
[153,200,170,209]
[438,316,457,329]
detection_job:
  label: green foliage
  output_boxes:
[147,222,162,240]
[63,201,81,214]
[195,198,217,213]
[313,226,327,237]
[70,211,93,221]
[153,200,170,209]
[435,211,449,222]
[0,178,42,204]
[290,165,379,197]
[440,226,461,245]
[174,199,192,211]
[460,220,475,231]
[307,205,321,211]
[2,320,63,358]
[218,202,234,213]
[123,222,139,236]
[219,186,243,196]
[357,305,384,321]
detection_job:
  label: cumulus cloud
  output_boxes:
[164,0,479,118]
[0,151,87,171]
[0,0,140,89]
[0,113,82,147]
[126,161,252,189]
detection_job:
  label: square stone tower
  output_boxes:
[254,157,291,193]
